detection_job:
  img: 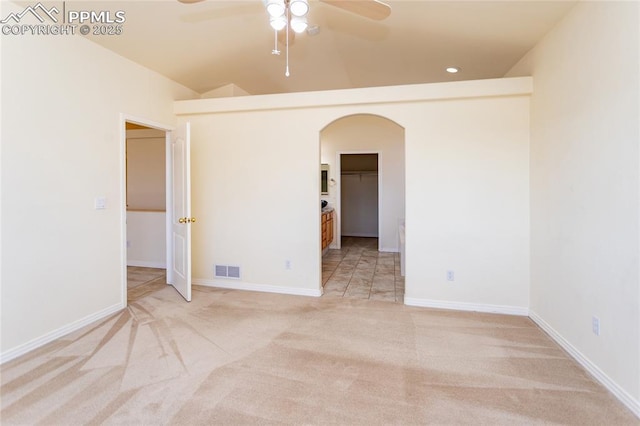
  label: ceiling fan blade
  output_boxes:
[178,0,205,4]
[319,0,391,21]
[180,3,262,23]
[316,6,389,42]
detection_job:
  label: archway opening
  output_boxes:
[319,114,406,303]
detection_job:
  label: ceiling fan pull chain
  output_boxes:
[285,6,290,77]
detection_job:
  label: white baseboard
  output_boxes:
[342,232,378,238]
[379,247,399,253]
[127,260,166,269]
[193,278,322,297]
[0,303,122,365]
[529,311,640,418]
[404,297,529,316]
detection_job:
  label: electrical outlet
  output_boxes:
[592,316,600,336]
[285,260,292,270]
[446,270,454,281]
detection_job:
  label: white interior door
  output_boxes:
[168,122,192,302]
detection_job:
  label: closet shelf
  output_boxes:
[341,171,378,175]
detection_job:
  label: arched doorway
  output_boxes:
[319,114,406,302]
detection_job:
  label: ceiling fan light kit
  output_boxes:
[265,0,310,32]
[264,0,310,77]
[290,15,308,33]
[270,15,287,31]
[289,0,309,17]
[265,0,309,19]
[266,0,286,18]
[179,0,391,79]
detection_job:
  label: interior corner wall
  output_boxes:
[0,9,197,358]
[320,115,405,252]
[509,0,640,408]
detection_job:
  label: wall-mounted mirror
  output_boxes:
[321,164,330,195]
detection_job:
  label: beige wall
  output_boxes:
[404,96,530,311]
[126,129,166,211]
[321,115,405,251]
[508,0,640,411]
[127,211,166,268]
[0,0,636,415]
[201,83,250,99]
[0,0,197,358]
[178,78,531,312]
[187,109,323,295]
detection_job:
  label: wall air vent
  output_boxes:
[215,265,227,278]
[228,266,241,279]
[214,264,241,280]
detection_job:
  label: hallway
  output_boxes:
[322,237,404,302]
[127,266,167,303]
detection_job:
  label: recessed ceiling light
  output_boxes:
[446,67,460,74]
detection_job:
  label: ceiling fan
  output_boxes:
[178,0,391,76]
[177,0,391,46]
[178,0,392,22]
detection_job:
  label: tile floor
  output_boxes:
[322,237,404,303]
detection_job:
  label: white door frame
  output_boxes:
[119,113,174,308]
[335,151,382,251]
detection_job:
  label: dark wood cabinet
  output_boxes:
[322,210,334,250]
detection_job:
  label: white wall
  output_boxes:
[404,96,530,312]
[177,78,531,312]
[186,109,323,295]
[0,0,197,359]
[127,211,166,268]
[321,115,405,251]
[341,173,379,238]
[507,1,640,412]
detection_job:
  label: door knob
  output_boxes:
[178,217,186,224]
[189,217,196,223]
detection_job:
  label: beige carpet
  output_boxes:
[1,286,637,425]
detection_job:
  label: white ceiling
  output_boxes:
[83,0,576,96]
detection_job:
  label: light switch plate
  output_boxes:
[95,196,106,209]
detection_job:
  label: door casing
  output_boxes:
[120,114,174,308]
[335,150,382,251]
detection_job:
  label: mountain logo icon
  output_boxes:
[1,3,60,24]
